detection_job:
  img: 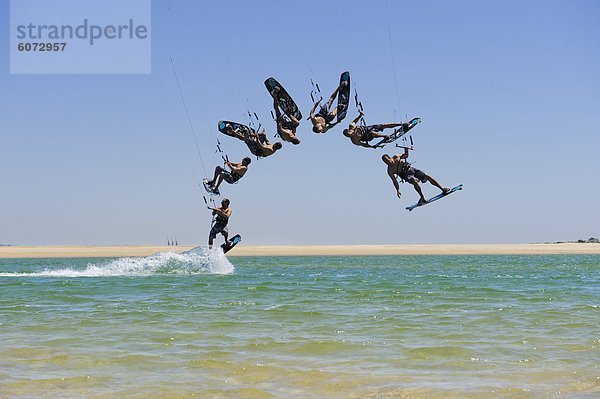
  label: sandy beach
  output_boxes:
[1,243,599,258]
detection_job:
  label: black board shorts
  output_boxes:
[222,171,241,184]
[280,119,296,130]
[317,105,335,123]
[402,167,428,184]
[360,128,374,142]
[367,124,384,132]
[360,125,384,142]
[215,166,241,184]
[209,222,228,239]
[244,139,264,158]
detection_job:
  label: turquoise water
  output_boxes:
[0,252,598,398]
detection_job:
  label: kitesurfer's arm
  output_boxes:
[276,118,285,132]
[258,141,274,153]
[272,96,281,117]
[277,118,295,137]
[388,171,401,198]
[277,121,293,138]
[309,99,321,123]
[400,147,410,159]
[252,136,269,151]
[348,111,363,130]
[288,113,300,127]
[259,130,271,145]
[211,207,231,219]
[229,163,246,175]
[381,122,402,130]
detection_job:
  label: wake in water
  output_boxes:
[0,247,234,277]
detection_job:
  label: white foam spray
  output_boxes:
[0,247,234,277]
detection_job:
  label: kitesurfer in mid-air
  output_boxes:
[343,111,405,148]
[272,96,300,145]
[207,198,232,247]
[224,125,283,158]
[204,157,251,195]
[382,148,450,205]
[309,79,348,133]
[248,130,283,157]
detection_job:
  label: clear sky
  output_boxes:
[1,0,599,245]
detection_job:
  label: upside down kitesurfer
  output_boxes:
[272,96,300,145]
[207,198,232,247]
[382,148,450,205]
[225,125,282,158]
[248,131,283,157]
[204,157,251,195]
[309,79,347,133]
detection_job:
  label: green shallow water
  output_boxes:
[0,253,598,398]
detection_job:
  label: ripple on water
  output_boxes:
[0,254,598,398]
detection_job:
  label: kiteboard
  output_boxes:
[406,184,463,211]
[264,77,302,121]
[218,120,255,139]
[336,71,351,122]
[373,117,421,148]
[202,179,220,196]
[221,234,241,254]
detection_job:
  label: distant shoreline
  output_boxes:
[1,243,600,258]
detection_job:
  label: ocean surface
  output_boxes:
[0,251,598,398]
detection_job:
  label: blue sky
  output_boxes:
[1,0,599,245]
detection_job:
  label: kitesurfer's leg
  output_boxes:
[380,123,403,130]
[424,174,450,193]
[411,181,427,204]
[288,112,300,127]
[208,229,217,246]
[327,86,339,106]
[208,166,223,186]
[209,223,226,246]
[213,174,225,191]
[330,105,339,118]
[227,126,246,141]
[370,131,388,139]
[273,96,282,118]
[258,132,270,145]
